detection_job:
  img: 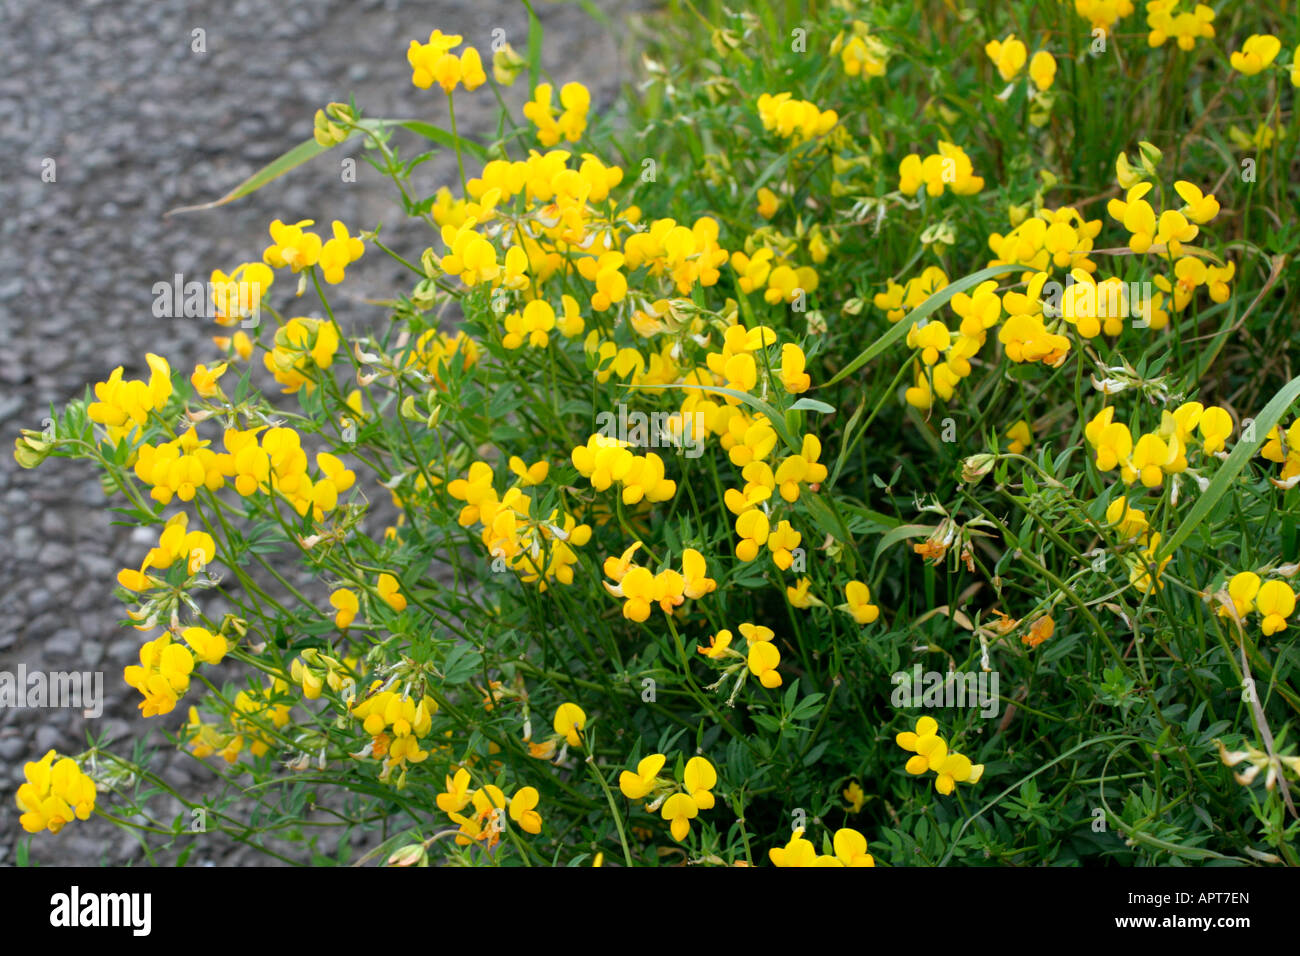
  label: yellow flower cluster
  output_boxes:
[1145,1,1215,51]
[1086,402,1234,489]
[896,716,984,795]
[438,768,543,847]
[769,826,874,866]
[222,425,356,518]
[407,29,486,94]
[186,681,293,763]
[447,460,591,590]
[1222,573,1296,637]
[116,512,215,592]
[263,317,340,393]
[698,622,784,689]
[1104,498,1171,594]
[756,92,838,145]
[830,23,889,80]
[87,354,173,445]
[1261,420,1300,483]
[898,142,984,198]
[407,328,480,384]
[351,683,439,784]
[985,34,1056,90]
[523,82,590,146]
[1073,0,1135,33]
[618,752,717,842]
[873,266,949,322]
[210,262,273,326]
[988,207,1102,278]
[571,433,677,504]
[15,751,97,835]
[602,542,717,622]
[124,632,196,717]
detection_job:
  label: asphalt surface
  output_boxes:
[0,0,640,865]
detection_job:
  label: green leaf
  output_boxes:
[520,0,543,91]
[824,263,1020,387]
[1157,373,1300,561]
[166,118,486,217]
[379,119,489,161]
[166,136,351,216]
[874,523,933,559]
[788,397,835,414]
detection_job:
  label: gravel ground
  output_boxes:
[0,0,643,865]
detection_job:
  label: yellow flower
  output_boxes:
[660,792,698,842]
[1130,432,1172,488]
[1256,581,1295,636]
[123,633,195,717]
[553,702,586,747]
[841,580,879,624]
[15,750,97,834]
[747,640,782,688]
[896,716,984,795]
[843,780,865,813]
[698,628,734,659]
[318,220,365,285]
[377,572,407,612]
[786,577,823,608]
[1086,407,1132,472]
[1106,498,1149,540]
[756,186,779,220]
[830,827,875,866]
[492,43,525,86]
[190,362,228,398]
[1173,180,1220,224]
[780,343,811,393]
[330,588,359,629]
[1230,34,1281,76]
[1028,50,1056,91]
[619,753,667,799]
[1146,1,1215,51]
[437,767,473,813]
[523,82,590,147]
[262,219,321,272]
[1225,571,1261,619]
[508,456,549,486]
[1005,420,1032,454]
[407,31,484,94]
[1198,406,1233,454]
[767,520,801,570]
[509,786,542,834]
[985,34,1027,82]
[769,828,819,867]
[680,548,717,599]
[182,626,229,666]
[87,354,173,444]
[734,509,770,562]
[683,756,717,810]
[211,262,273,326]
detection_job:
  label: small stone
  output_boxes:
[45,628,80,657]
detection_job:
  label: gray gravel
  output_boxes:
[0,0,642,865]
